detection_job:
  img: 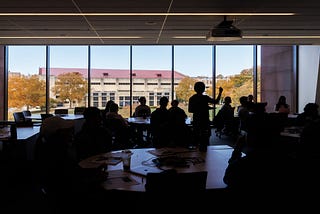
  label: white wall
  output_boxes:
[298,46,320,113]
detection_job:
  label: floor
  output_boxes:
[210,128,237,147]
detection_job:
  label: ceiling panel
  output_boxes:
[0,0,319,45]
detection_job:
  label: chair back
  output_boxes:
[74,107,86,115]
[22,110,31,117]
[54,108,68,115]
[40,113,54,121]
[13,112,33,127]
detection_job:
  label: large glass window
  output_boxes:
[91,46,130,117]
[8,46,46,120]
[49,46,88,114]
[216,45,254,114]
[174,45,213,119]
[132,45,172,115]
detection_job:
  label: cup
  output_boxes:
[122,150,132,171]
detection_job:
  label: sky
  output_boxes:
[8,45,256,77]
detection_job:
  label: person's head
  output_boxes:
[303,103,319,116]
[159,96,169,107]
[138,96,147,105]
[171,99,179,107]
[223,96,232,104]
[194,82,206,94]
[109,102,119,113]
[278,95,286,104]
[105,100,115,112]
[248,94,254,102]
[239,96,248,106]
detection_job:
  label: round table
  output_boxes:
[78,145,233,192]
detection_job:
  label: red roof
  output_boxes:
[38,67,187,79]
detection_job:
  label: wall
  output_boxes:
[298,46,320,112]
[260,46,296,113]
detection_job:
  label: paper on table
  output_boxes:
[102,170,140,188]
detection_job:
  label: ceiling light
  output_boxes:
[0,12,296,16]
[206,16,242,41]
[0,36,142,39]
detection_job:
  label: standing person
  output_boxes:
[133,96,151,118]
[188,82,223,151]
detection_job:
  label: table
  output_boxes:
[127,116,192,125]
[25,114,84,121]
[78,145,233,192]
[26,114,85,134]
[0,126,40,160]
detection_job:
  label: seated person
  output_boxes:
[104,102,132,149]
[133,96,151,118]
[295,102,320,126]
[150,96,170,148]
[168,100,192,147]
[237,96,249,133]
[214,96,237,136]
[274,95,290,114]
[75,107,113,161]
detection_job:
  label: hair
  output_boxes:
[160,96,169,106]
[171,99,179,107]
[109,102,119,113]
[105,100,115,112]
[194,82,205,93]
[138,96,146,103]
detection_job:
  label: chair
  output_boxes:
[34,118,76,197]
[74,107,86,115]
[22,110,42,126]
[54,108,68,115]
[40,113,54,121]
[13,112,33,127]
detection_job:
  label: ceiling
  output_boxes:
[1,0,320,45]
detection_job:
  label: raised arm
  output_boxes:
[214,87,223,104]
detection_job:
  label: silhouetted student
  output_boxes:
[247,94,255,112]
[214,96,237,136]
[295,102,320,126]
[102,100,115,127]
[150,96,170,148]
[274,95,290,113]
[223,102,295,200]
[188,82,223,151]
[168,99,191,147]
[133,96,151,118]
[105,102,132,150]
[75,107,113,161]
[132,96,152,147]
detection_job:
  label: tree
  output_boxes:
[52,72,87,108]
[175,77,197,103]
[8,74,45,110]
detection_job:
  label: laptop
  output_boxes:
[130,166,164,176]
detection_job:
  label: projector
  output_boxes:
[206,19,242,42]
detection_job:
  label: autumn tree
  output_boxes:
[8,74,46,110]
[175,77,197,103]
[52,72,87,108]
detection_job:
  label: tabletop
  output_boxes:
[25,114,84,121]
[79,145,233,192]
